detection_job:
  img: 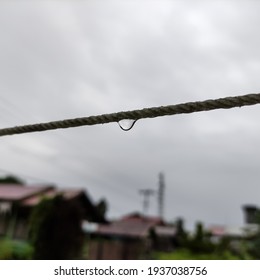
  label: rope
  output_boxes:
[0,92,260,137]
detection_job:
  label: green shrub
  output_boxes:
[0,238,33,260]
[29,195,83,259]
[153,249,239,260]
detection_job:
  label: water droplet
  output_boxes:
[118,119,137,131]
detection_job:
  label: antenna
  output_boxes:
[139,189,155,216]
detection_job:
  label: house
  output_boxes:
[0,184,106,240]
[206,205,260,256]
[82,212,177,259]
[207,225,246,241]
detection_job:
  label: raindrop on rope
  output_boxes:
[118,119,137,131]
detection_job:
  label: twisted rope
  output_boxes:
[0,92,260,137]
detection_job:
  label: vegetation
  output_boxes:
[0,238,33,260]
[247,211,260,259]
[96,199,108,219]
[0,175,24,184]
[153,219,244,260]
[187,222,216,254]
[154,248,239,260]
[175,218,188,247]
[29,195,84,259]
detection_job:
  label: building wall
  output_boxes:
[0,210,29,240]
[0,214,9,236]
[87,238,145,260]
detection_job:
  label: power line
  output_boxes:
[0,92,260,137]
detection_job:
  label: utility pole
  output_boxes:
[139,189,155,216]
[158,172,165,219]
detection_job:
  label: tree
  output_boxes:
[29,195,84,260]
[0,175,24,184]
[248,210,260,259]
[175,218,188,247]
[189,222,215,254]
[96,199,108,219]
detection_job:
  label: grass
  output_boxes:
[153,249,240,260]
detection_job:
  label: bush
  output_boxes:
[153,249,239,260]
[0,238,33,260]
[29,195,84,259]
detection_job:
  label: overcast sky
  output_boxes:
[1,1,260,229]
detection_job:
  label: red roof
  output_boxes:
[0,184,52,201]
[0,184,83,206]
[22,189,83,206]
[96,213,164,238]
[208,226,225,236]
[121,213,164,224]
[21,189,57,206]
